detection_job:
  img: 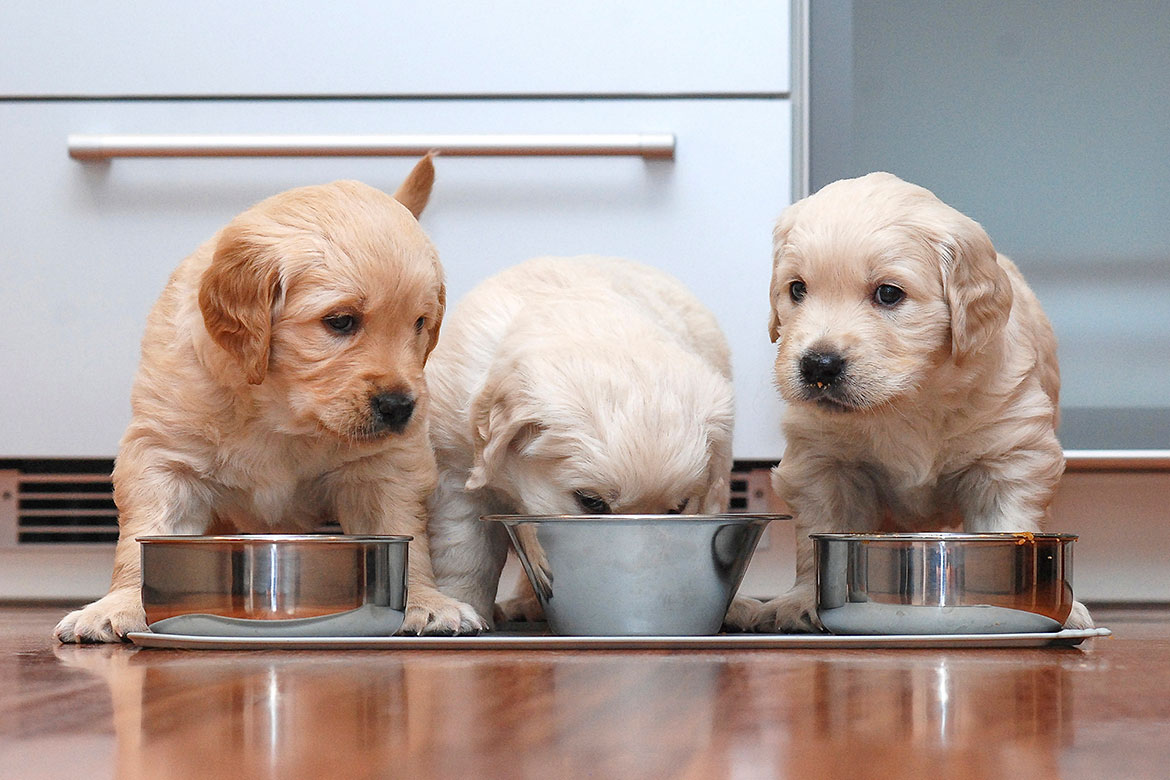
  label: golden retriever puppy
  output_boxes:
[742,172,1092,632]
[425,256,737,626]
[55,156,485,643]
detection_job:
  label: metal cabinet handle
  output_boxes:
[68,133,676,160]
[1063,450,1170,472]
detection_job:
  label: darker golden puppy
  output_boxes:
[55,156,485,642]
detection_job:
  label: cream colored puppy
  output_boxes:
[55,157,485,643]
[426,256,736,626]
[745,172,1092,632]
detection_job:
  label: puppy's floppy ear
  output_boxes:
[466,366,544,491]
[393,152,436,220]
[199,224,283,385]
[423,269,446,363]
[700,412,735,514]
[939,216,1013,362]
[768,207,799,343]
[767,264,784,344]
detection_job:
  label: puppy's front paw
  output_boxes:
[1064,600,1095,630]
[54,590,146,644]
[753,585,824,634]
[400,590,488,636]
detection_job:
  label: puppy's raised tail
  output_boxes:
[394,152,437,219]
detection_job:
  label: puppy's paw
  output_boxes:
[53,590,146,644]
[753,586,824,634]
[400,590,488,636]
[494,592,545,624]
[722,595,764,632]
[1064,600,1095,630]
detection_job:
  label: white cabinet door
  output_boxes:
[0,3,789,97]
[0,98,791,459]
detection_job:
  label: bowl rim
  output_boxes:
[481,513,789,524]
[137,534,413,544]
[810,532,1077,542]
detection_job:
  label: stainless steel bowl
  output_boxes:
[814,532,1077,635]
[139,534,409,637]
[484,514,781,636]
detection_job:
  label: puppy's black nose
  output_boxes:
[800,351,845,388]
[371,391,415,433]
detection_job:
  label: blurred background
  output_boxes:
[808,1,1170,449]
[0,2,1165,603]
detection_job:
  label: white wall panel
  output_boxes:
[0,98,792,459]
[0,2,789,97]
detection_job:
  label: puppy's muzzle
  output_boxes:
[370,391,415,434]
[799,350,845,389]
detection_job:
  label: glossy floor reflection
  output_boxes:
[3,607,1168,779]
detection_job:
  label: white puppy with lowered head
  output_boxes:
[426,256,737,626]
[741,172,1092,632]
[55,157,484,643]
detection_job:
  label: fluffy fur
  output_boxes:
[55,156,484,643]
[739,172,1092,632]
[425,256,737,626]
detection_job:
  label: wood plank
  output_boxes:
[3,606,1169,779]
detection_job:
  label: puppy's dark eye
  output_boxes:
[573,490,611,515]
[789,280,807,303]
[874,284,905,306]
[666,500,689,515]
[414,316,426,333]
[323,313,359,334]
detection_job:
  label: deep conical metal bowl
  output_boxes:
[484,514,784,636]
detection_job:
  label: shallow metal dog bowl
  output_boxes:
[484,514,782,636]
[139,534,409,637]
[814,532,1077,635]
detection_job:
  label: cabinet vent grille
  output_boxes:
[0,459,778,548]
[0,460,117,547]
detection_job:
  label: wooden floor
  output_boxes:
[2,606,1168,779]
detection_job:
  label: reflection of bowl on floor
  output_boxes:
[484,514,784,636]
[140,534,410,637]
[814,532,1077,634]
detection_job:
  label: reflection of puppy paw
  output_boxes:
[754,586,824,633]
[512,526,553,599]
[527,564,553,601]
[53,642,138,673]
[1064,600,1095,630]
[494,592,546,624]
[400,590,488,636]
[54,590,146,644]
[722,595,763,632]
